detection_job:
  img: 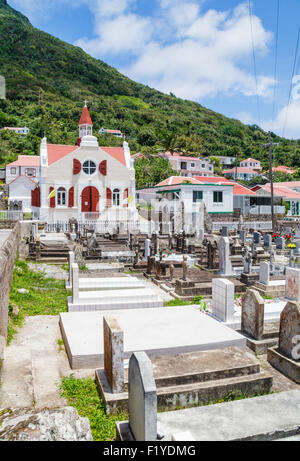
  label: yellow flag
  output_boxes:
[128,194,134,204]
[48,189,56,199]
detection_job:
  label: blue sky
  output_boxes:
[8,0,300,139]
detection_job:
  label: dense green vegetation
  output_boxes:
[1,0,300,182]
[7,260,70,344]
[60,376,127,441]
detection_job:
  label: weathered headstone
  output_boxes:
[221,226,228,237]
[72,263,79,304]
[103,316,124,394]
[243,248,252,274]
[241,289,265,340]
[128,352,157,441]
[278,302,300,360]
[259,262,270,286]
[285,267,300,302]
[182,255,188,281]
[239,230,246,246]
[212,278,235,323]
[253,232,261,244]
[218,237,233,275]
[169,263,174,281]
[276,237,285,250]
[264,234,272,249]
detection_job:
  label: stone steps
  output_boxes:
[155,370,272,410]
[77,277,145,291]
[68,287,164,312]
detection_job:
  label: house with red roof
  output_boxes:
[264,165,296,175]
[136,176,234,230]
[3,126,30,135]
[223,167,259,181]
[99,128,125,138]
[161,152,214,177]
[6,104,137,221]
[252,184,300,216]
[240,158,262,171]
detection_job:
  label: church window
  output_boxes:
[57,187,67,206]
[83,160,96,175]
[113,189,120,206]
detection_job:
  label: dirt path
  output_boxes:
[0,316,94,410]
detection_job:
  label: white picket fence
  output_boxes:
[212,221,273,231]
[0,210,23,221]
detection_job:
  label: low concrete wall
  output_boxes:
[0,222,21,343]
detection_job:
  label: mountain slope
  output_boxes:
[0,0,300,175]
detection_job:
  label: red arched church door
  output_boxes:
[81,186,99,212]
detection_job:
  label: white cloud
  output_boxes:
[117,3,273,100]
[11,0,280,127]
[262,101,300,139]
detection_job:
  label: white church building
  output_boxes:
[6,105,138,225]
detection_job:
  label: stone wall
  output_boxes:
[0,222,21,343]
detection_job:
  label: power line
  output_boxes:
[248,0,261,128]
[272,0,280,132]
[282,23,300,138]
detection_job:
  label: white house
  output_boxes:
[162,153,214,177]
[137,176,233,214]
[3,126,30,135]
[223,167,259,181]
[240,158,262,171]
[99,128,125,138]
[6,155,40,211]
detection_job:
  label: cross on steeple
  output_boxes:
[84,99,88,107]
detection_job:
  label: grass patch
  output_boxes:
[79,265,88,272]
[7,260,71,344]
[166,295,207,310]
[61,264,69,272]
[60,376,128,441]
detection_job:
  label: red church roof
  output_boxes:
[46,144,126,166]
[100,147,126,166]
[78,106,93,126]
[47,144,78,165]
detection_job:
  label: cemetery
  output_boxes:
[1,216,300,441]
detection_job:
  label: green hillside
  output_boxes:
[1,0,300,183]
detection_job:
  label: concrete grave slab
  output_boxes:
[60,307,247,369]
[156,390,300,441]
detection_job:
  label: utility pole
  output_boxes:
[263,132,280,234]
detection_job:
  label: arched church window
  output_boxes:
[83,160,96,175]
[57,187,66,206]
[113,189,120,206]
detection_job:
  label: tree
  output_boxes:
[134,157,178,189]
[209,156,222,175]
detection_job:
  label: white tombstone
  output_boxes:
[218,237,233,275]
[285,267,300,302]
[259,262,270,286]
[212,278,235,323]
[68,251,75,288]
[129,352,157,441]
[72,263,79,304]
[144,239,151,262]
